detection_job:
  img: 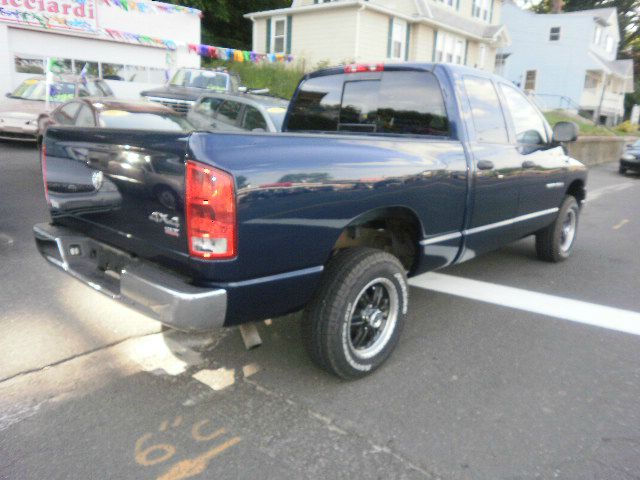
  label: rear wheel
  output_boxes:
[302,248,408,379]
[535,195,580,262]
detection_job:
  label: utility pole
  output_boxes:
[594,73,609,125]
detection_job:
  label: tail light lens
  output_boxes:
[185,160,237,259]
[41,143,50,206]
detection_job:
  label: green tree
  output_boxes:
[166,0,291,50]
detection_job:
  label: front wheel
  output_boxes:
[535,195,580,262]
[619,165,627,175]
[302,248,408,379]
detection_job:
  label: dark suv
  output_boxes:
[140,68,241,115]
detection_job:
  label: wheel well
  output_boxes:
[566,180,586,205]
[330,207,422,272]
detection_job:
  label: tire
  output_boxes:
[619,165,627,175]
[535,195,580,262]
[302,247,408,379]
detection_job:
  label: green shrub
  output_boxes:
[615,120,638,133]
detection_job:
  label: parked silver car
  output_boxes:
[187,92,289,133]
[0,75,113,142]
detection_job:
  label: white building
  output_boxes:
[245,0,511,72]
[0,0,202,99]
[498,1,634,125]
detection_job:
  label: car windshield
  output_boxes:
[170,69,229,91]
[266,106,288,131]
[98,110,194,132]
[631,140,640,148]
[10,79,75,102]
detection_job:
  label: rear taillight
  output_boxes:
[41,143,50,206]
[185,160,237,260]
[344,63,384,73]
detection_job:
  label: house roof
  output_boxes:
[244,0,510,46]
[590,50,634,78]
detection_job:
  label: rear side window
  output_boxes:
[217,100,242,125]
[288,71,449,136]
[54,102,81,125]
[463,75,508,144]
[242,106,268,131]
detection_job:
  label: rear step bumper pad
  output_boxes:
[33,223,227,332]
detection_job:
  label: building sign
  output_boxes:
[0,0,97,33]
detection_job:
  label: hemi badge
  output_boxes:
[546,182,565,189]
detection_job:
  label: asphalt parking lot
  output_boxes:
[1,140,639,480]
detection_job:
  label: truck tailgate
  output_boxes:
[42,127,192,271]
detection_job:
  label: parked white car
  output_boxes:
[0,75,113,142]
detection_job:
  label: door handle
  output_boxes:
[477,160,494,170]
[522,160,537,169]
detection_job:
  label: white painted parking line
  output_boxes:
[587,182,636,203]
[409,272,640,336]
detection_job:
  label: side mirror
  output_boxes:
[553,121,578,143]
[237,86,248,93]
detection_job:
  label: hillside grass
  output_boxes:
[203,59,304,99]
[543,109,640,138]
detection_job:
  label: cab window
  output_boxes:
[463,76,509,144]
[287,70,449,136]
[499,83,549,146]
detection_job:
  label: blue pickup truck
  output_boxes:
[35,63,586,378]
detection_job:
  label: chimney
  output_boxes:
[552,0,564,13]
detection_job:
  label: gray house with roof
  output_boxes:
[245,0,510,71]
[498,1,633,124]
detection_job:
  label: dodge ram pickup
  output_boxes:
[34,63,586,379]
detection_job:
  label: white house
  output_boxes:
[244,0,511,72]
[498,1,634,125]
[0,0,202,99]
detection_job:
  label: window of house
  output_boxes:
[584,72,599,89]
[390,19,407,60]
[463,76,508,144]
[435,32,465,65]
[605,35,613,53]
[499,83,549,146]
[594,26,602,45]
[472,0,491,21]
[524,70,537,91]
[287,71,449,137]
[478,44,486,69]
[549,27,561,41]
[439,0,455,7]
[272,17,287,54]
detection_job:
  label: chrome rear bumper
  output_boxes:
[33,223,227,331]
